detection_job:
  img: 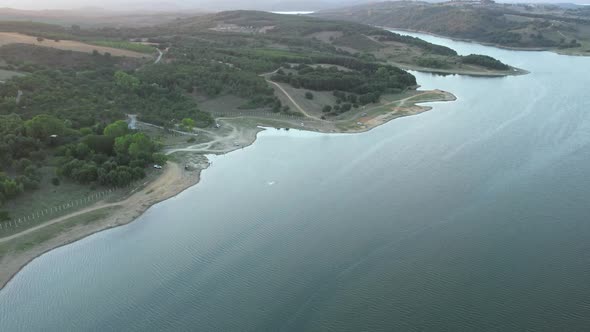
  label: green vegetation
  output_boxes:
[0,112,163,222]
[0,206,119,258]
[316,1,590,54]
[89,40,155,54]
[0,9,510,229]
[461,54,510,70]
[271,64,415,103]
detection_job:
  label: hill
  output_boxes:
[0,10,515,227]
[315,1,590,55]
[154,10,519,75]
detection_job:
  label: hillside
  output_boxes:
[154,10,520,75]
[315,1,590,55]
[0,10,514,226]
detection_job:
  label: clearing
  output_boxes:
[0,32,149,58]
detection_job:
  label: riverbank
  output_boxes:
[0,161,204,289]
[0,89,456,290]
[381,26,590,57]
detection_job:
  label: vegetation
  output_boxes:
[89,40,156,54]
[271,64,415,103]
[0,9,514,224]
[315,1,590,53]
[461,54,510,70]
[0,46,210,222]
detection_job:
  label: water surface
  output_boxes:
[1,32,590,331]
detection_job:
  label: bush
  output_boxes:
[0,210,10,222]
[51,177,60,186]
[460,54,510,70]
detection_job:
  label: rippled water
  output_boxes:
[1,32,590,331]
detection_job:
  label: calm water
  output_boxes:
[1,32,590,331]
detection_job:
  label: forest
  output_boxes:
[271,64,416,100]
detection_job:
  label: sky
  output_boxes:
[0,0,588,11]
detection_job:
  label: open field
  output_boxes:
[0,32,150,58]
[0,163,162,238]
[0,68,23,81]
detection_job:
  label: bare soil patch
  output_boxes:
[0,32,148,58]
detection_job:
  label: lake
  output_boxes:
[1,31,590,331]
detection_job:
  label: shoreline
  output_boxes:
[380,26,590,57]
[0,89,456,291]
[0,161,206,290]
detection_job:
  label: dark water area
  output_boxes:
[1,32,590,331]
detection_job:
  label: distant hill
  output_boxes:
[0,7,206,28]
[314,1,590,55]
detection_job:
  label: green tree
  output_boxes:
[103,120,129,138]
[181,118,196,131]
[322,105,332,113]
[305,91,314,100]
[24,114,66,141]
[114,71,140,90]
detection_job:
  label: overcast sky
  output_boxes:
[0,0,588,11]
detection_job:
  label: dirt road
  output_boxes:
[0,162,187,244]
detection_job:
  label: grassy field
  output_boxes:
[0,68,23,81]
[89,40,156,54]
[0,32,149,58]
[1,159,160,237]
[0,206,119,258]
[271,82,337,116]
[195,94,252,115]
[139,122,214,149]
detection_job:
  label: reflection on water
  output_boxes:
[1,32,590,331]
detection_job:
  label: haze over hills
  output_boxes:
[0,0,370,11]
[3,0,587,11]
[314,1,590,55]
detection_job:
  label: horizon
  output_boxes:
[1,0,589,12]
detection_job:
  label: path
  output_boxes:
[133,118,201,136]
[260,70,325,121]
[155,48,164,64]
[0,163,183,244]
[267,80,320,119]
[362,91,436,113]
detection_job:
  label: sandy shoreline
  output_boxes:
[0,90,455,290]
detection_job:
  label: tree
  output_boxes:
[152,153,167,165]
[305,91,314,100]
[24,114,67,142]
[83,135,115,155]
[0,210,10,222]
[36,37,44,43]
[103,120,129,138]
[322,105,332,113]
[1,179,23,199]
[75,143,91,159]
[181,118,196,131]
[114,71,140,90]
